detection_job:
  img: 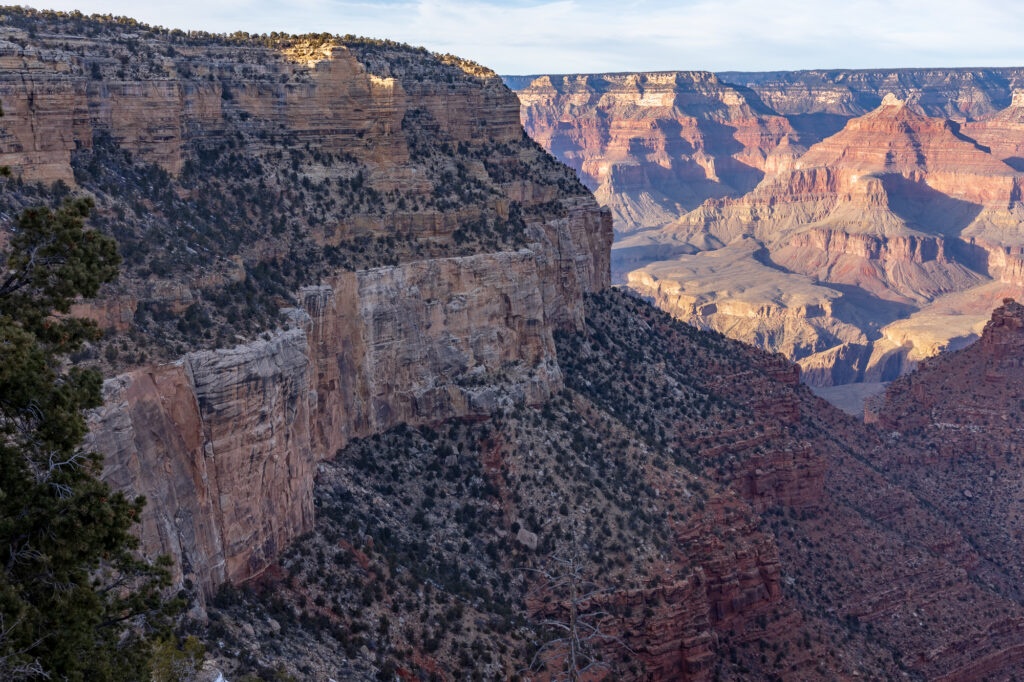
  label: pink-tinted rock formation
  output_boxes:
[514,72,797,233]
[627,96,1024,387]
[719,67,1024,120]
[513,70,1024,392]
[89,238,609,594]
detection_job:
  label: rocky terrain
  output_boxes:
[0,7,611,597]
[722,67,1024,120]
[5,8,1024,680]
[512,71,1024,394]
[198,291,1024,681]
[508,72,795,235]
[865,299,1024,600]
[0,8,600,368]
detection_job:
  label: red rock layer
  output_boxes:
[514,72,797,232]
[871,298,1024,431]
[854,299,1024,677]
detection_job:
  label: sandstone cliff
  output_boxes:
[513,71,796,235]
[88,250,589,592]
[0,9,612,595]
[512,69,1024,394]
[200,289,1024,680]
[8,10,1024,679]
[0,9,609,370]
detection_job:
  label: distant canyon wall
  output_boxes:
[718,68,1024,120]
[510,68,1024,389]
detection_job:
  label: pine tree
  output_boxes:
[0,130,180,678]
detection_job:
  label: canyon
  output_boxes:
[0,9,611,596]
[3,8,1024,680]
[512,68,1024,396]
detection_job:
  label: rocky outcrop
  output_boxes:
[0,38,407,183]
[676,95,1023,249]
[870,297,1024,430]
[866,299,1024,574]
[513,72,796,234]
[965,90,1024,177]
[0,10,614,379]
[0,11,612,596]
[87,241,610,594]
[720,67,1024,120]
[298,250,565,456]
[93,331,317,589]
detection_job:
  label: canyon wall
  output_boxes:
[512,71,795,235]
[0,11,612,595]
[720,67,1024,120]
[89,247,610,593]
[512,71,1024,391]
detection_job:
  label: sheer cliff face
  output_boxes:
[0,12,611,594]
[89,250,577,591]
[720,67,1024,120]
[513,69,1024,390]
[514,72,796,234]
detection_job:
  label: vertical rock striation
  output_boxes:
[0,11,612,595]
[89,247,607,594]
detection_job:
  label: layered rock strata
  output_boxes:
[88,240,607,594]
[0,9,610,376]
[512,70,1024,392]
[0,10,612,594]
[512,71,796,234]
[627,96,1024,387]
[720,67,1024,120]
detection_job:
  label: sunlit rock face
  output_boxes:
[512,71,798,235]
[513,71,1024,389]
[0,14,612,594]
[89,249,594,593]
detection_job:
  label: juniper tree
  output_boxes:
[0,161,180,677]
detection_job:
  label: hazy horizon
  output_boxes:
[27,0,1024,75]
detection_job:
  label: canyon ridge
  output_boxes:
[2,7,1024,680]
[511,68,1024,406]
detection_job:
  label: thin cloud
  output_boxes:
[29,0,1024,73]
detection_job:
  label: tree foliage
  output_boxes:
[0,188,180,678]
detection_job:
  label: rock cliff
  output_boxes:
[0,9,611,595]
[8,10,1024,679]
[513,71,795,235]
[512,69,1024,394]
[651,96,1024,387]
[0,8,610,370]
[88,250,581,592]
[720,67,1024,120]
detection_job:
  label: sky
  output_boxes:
[30,0,1024,75]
